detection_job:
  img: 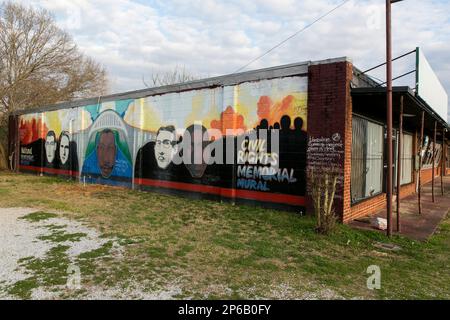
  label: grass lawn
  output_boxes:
[0,170,449,299]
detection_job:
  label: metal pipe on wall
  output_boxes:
[441,127,445,196]
[432,121,437,202]
[418,111,424,215]
[396,96,403,232]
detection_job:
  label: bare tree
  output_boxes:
[0,1,108,168]
[307,165,340,235]
[143,65,198,88]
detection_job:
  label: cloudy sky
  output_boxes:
[15,0,450,119]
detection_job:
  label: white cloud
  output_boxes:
[14,0,450,119]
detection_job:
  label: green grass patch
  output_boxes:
[8,245,71,298]
[8,240,116,299]
[1,171,449,299]
[44,224,68,231]
[75,242,114,281]
[7,278,39,299]
[38,231,87,243]
[78,241,113,260]
[20,211,58,222]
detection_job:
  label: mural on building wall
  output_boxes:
[80,108,134,187]
[18,76,308,208]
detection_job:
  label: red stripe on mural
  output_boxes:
[18,165,305,206]
[135,178,305,206]
[19,165,79,177]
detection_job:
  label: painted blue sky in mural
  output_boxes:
[15,0,450,121]
[85,100,133,121]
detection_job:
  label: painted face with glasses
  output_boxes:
[154,126,177,169]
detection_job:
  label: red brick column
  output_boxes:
[306,59,353,222]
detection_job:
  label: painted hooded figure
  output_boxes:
[81,128,132,186]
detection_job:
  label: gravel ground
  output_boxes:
[0,207,182,300]
[0,207,52,289]
[0,207,112,299]
[0,207,343,300]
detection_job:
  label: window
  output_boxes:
[351,116,384,203]
[447,146,450,168]
[421,136,431,166]
[422,139,442,169]
[434,144,442,166]
[395,133,413,185]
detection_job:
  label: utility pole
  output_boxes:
[386,0,393,237]
[386,0,404,237]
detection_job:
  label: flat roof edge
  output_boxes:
[351,86,413,94]
[12,60,314,116]
[310,56,351,65]
[351,86,449,127]
[12,57,355,116]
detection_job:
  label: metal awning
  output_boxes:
[352,86,449,140]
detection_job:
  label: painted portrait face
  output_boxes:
[45,131,56,164]
[59,134,70,165]
[96,130,116,178]
[154,127,177,169]
[184,124,208,178]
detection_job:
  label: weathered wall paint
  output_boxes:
[18,76,308,210]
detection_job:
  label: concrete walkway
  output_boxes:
[351,175,450,241]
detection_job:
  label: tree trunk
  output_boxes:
[0,142,7,170]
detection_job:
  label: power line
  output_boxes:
[233,0,352,74]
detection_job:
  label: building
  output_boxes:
[8,49,449,223]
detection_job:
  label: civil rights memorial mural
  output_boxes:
[18,76,308,209]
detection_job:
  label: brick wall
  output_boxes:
[306,60,353,222]
[346,193,386,222]
[344,167,443,223]
[305,59,447,224]
[421,167,442,184]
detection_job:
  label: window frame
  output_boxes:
[351,114,385,205]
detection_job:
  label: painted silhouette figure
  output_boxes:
[183,124,209,178]
[280,115,291,133]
